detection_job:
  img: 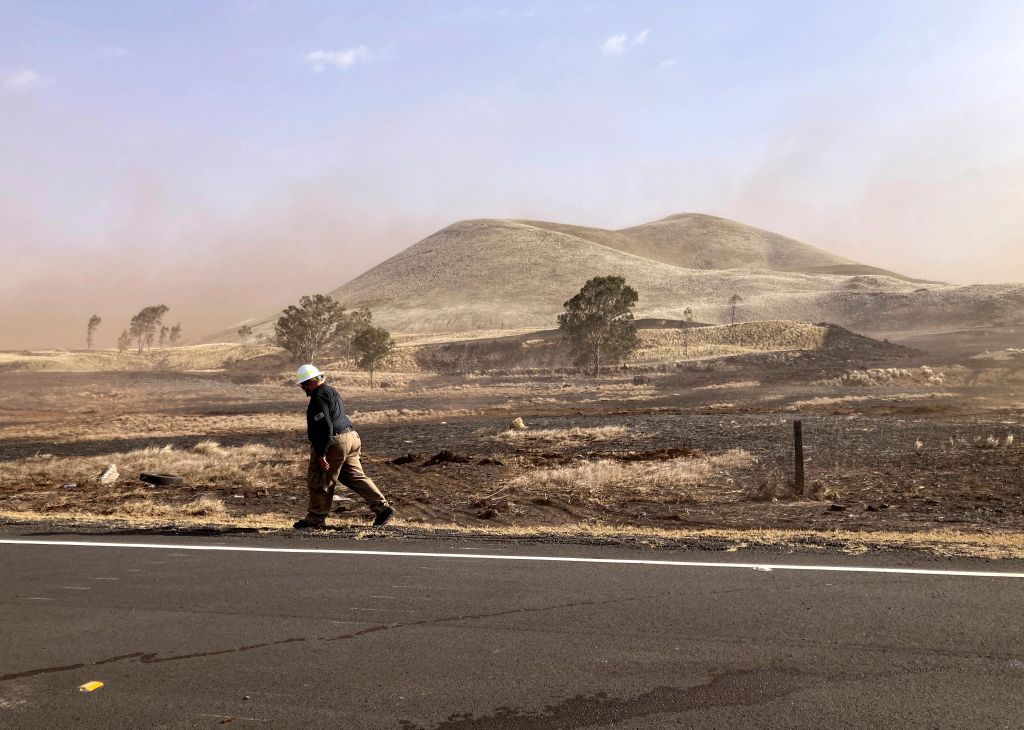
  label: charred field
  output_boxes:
[1,335,1022,556]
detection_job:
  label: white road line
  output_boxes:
[1,539,1022,579]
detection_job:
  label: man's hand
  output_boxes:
[317,455,331,471]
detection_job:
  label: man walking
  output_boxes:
[293,364,395,529]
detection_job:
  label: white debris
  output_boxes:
[98,464,119,485]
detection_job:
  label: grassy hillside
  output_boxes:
[209,213,1023,342]
[410,321,902,373]
[617,213,858,271]
[319,219,928,334]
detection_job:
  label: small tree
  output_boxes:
[352,325,394,387]
[275,294,348,363]
[237,324,253,342]
[169,323,182,345]
[117,329,130,354]
[557,275,640,376]
[159,326,169,348]
[129,304,169,354]
[86,315,101,350]
[333,306,373,351]
[682,307,693,358]
[729,294,743,325]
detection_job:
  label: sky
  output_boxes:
[2,0,1023,348]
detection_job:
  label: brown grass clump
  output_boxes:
[192,440,228,456]
[509,449,752,502]
[495,426,627,443]
[817,366,947,387]
[975,435,1006,449]
[790,393,955,409]
[116,496,229,519]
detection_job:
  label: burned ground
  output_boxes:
[1,343,1021,545]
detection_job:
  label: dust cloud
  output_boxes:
[0,193,443,350]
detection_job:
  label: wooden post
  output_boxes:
[794,420,805,495]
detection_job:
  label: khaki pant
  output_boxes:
[305,430,389,524]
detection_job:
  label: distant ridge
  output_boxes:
[522,213,865,274]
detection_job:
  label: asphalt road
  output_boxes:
[2,529,1023,729]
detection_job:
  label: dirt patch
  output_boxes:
[606,448,707,462]
[422,450,472,466]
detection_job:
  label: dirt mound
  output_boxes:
[422,450,472,466]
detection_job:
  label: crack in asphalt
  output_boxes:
[0,593,661,682]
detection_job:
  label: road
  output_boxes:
[1,529,1023,728]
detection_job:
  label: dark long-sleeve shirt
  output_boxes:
[306,383,354,457]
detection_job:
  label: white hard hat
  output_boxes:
[295,364,324,384]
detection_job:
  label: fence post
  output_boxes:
[794,420,805,495]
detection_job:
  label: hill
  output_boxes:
[319,218,925,332]
[212,213,1024,341]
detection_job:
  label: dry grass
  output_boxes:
[3,508,1024,559]
[0,442,298,494]
[790,393,956,409]
[817,366,948,387]
[0,344,278,373]
[192,440,228,456]
[693,381,761,390]
[633,321,826,363]
[509,449,752,502]
[495,426,628,443]
[975,434,1017,450]
[350,407,487,424]
[117,495,229,519]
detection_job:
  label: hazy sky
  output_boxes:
[2,1,1023,348]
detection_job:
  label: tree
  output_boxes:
[557,276,640,376]
[274,294,348,362]
[159,326,169,348]
[86,315,101,350]
[333,307,373,351]
[128,305,169,354]
[728,294,743,325]
[169,323,182,345]
[352,325,394,387]
[682,307,693,358]
[237,324,253,343]
[117,329,130,354]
